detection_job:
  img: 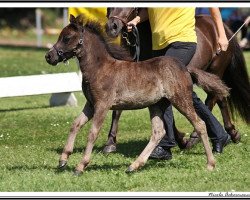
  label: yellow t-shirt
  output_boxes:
[69,8,107,25]
[148,8,197,50]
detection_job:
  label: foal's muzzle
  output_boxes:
[45,48,60,66]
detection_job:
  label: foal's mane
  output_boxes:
[84,20,133,61]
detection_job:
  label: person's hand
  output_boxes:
[126,16,140,32]
[217,36,229,52]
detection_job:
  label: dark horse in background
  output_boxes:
[103,8,250,153]
[45,15,231,173]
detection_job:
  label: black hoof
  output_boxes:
[73,170,82,176]
[103,144,117,154]
[125,166,135,174]
[58,160,67,169]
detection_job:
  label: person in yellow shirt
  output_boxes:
[127,7,231,160]
[68,7,107,25]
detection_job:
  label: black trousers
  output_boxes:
[152,42,227,147]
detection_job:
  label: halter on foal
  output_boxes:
[45,15,230,175]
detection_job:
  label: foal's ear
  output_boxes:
[69,14,77,24]
[106,8,111,18]
[76,14,84,25]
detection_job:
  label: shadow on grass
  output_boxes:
[50,139,149,158]
[50,139,205,158]
[5,140,204,175]
[0,105,51,113]
[6,164,56,172]
[5,161,128,175]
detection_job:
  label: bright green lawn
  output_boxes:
[0,47,249,193]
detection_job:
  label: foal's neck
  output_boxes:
[77,29,114,73]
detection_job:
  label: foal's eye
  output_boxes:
[63,36,70,43]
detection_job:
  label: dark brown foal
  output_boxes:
[45,15,231,174]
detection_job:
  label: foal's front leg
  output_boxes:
[59,102,94,169]
[127,105,165,172]
[74,105,109,175]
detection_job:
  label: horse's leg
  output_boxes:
[185,94,217,149]
[74,105,109,175]
[127,104,165,172]
[103,110,122,153]
[205,95,240,142]
[217,97,241,143]
[58,102,94,169]
[173,99,215,170]
[188,95,240,145]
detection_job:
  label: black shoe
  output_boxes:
[149,146,172,160]
[212,134,231,153]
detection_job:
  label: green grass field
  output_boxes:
[0,46,249,193]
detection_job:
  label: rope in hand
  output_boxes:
[122,24,140,62]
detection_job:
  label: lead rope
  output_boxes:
[228,16,250,42]
[121,25,140,62]
[131,24,140,62]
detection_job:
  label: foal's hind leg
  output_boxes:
[186,93,240,149]
[103,110,122,153]
[127,104,165,172]
[58,102,94,169]
[186,94,216,148]
[172,95,215,170]
[186,94,219,148]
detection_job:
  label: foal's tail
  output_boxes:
[188,68,230,99]
[223,37,250,124]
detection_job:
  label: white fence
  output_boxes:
[0,72,82,106]
[0,72,81,98]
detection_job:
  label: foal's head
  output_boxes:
[105,7,138,38]
[45,15,84,66]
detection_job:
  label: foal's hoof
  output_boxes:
[73,170,83,176]
[58,160,67,169]
[125,166,136,174]
[207,164,215,171]
[185,132,200,149]
[103,144,117,154]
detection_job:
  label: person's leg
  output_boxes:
[149,42,197,159]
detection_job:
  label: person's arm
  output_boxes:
[127,8,149,32]
[209,8,229,52]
